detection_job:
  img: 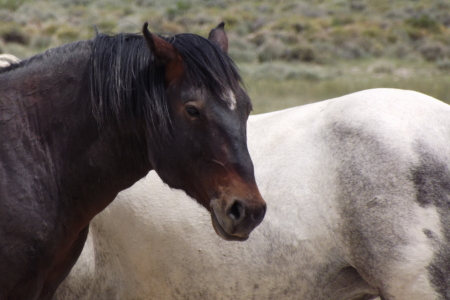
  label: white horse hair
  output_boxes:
[55,88,450,300]
[0,54,20,67]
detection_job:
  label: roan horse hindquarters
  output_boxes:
[57,88,450,300]
[0,23,265,300]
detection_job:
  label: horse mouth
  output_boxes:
[210,209,248,241]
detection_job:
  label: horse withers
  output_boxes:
[0,23,265,300]
[57,88,450,299]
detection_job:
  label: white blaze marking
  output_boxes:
[225,89,236,110]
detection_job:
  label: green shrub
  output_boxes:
[362,27,382,39]
[222,14,239,28]
[275,32,300,45]
[406,15,440,32]
[349,0,366,11]
[59,0,91,7]
[249,32,267,47]
[420,42,446,61]
[331,16,354,27]
[387,34,397,44]
[229,48,256,63]
[44,23,59,36]
[257,39,284,62]
[407,28,426,41]
[437,59,450,70]
[166,1,192,21]
[393,44,410,59]
[0,23,28,45]
[96,19,118,32]
[0,0,25,11]
[56,25,80,43]
[283,44,316,62]
[31,35,52,49]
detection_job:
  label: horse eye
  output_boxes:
[186,106,200,117]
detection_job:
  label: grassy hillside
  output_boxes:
[1,0,449,112]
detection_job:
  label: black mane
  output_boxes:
[90,31,242,142]
[168,33,242,98]
[1,30,242,144]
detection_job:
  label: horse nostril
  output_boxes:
[227,200,245,222]
[251,205,266,223]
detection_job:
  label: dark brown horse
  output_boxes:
[0,22,266,300]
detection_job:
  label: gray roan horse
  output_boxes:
[0,54,21,67]
[56,88,450,300]
[0,23,266,300]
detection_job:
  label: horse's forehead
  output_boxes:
[184,86,238,111]
[222,89,236,111]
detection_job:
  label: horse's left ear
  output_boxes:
[208,22,228,53]
[142,22,183,84]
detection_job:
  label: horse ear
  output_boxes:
[142,22,183,84]
[208,22,228,53]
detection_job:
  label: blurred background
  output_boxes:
[1,0,449,113]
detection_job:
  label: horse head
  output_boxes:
[142,23,266,241]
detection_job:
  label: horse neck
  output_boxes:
[2,43,152,226]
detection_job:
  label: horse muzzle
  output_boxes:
[210,194,266,241]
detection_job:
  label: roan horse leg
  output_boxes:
[348,202,442,300]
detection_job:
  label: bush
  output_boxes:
[0,0,25,11]
[335,41,366,59]
[283,44,316,62]
[331,16,355,27]
[406,15,440,32]
[56,25,79,43]
[370,61,393,74]
[393,44,410,59]
[257,38,284,62]
[0,9,13,22]
[166,1,191,21]
[248,32,267,47]
[0,23,28,45]
[350,0,366,11]
[30,35,52,49]
[420,42,447,61]
[229,38,256,62]
[406,28,426,41]
[437,58,450,70]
